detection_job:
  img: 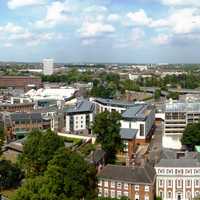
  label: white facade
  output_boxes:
[65,113,94,133]
[43,59,54,75]
[155,166,200,200]
[163,101,200,149]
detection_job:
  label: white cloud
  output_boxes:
[35,1,71,28]
[8,0,46,9]
[4,43,13,47]
[0,23,25,34]
[107,14,120,22]
[127,9,152,26]
[81,39,96,46]
[84,5,107,13]
[151,34,170,45]
[161,0,200,7]
[79,21,115,38]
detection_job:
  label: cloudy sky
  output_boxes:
[0,0,200,63]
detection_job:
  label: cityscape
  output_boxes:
[1,1,200,200]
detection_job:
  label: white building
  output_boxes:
[92,98,155,144]
[65,100,95,134]
[25,87,77,101]
[155,149,200,200]
[43,59,54,75]
[163,100,200,149]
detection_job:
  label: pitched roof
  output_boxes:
[122,104,149,120]
[120,128,137,140]
[98,163,155,184]
[11,112,42,122]
[65,100,95,114]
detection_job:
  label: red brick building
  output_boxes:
[98,163,156,200]
[0,76,42,90]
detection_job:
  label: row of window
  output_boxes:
[99,188,128,198]
[158,179,200,188]
[157,168,200,175]
[99,181,150,192]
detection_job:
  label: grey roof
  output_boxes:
[98,163,156,184]
[120,128,137,140]
[156,159,200,168]
[95,98,136,108]
[122,104,149,120]
[11,112,42,122]
[156,149,200,168]
[89,149,106,164]
[165,101,200,113]
[65,100,95,114]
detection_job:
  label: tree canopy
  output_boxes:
[181,122,200,150]
[13,148,97,200]
[0,160,22,190]
[92,111,123,163]
[19,129,65,177]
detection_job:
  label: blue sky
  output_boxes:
[1,0,200,63]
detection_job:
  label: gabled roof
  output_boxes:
[11,112,42,122]
[120,128,137,140]
[98,163,156,184]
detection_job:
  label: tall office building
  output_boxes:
[43,59,54,75]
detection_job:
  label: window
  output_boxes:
[145,195,149,200]
[167,180,172,187]
[135,185,140,191]
[177,179,182,188]
[123,191,128,197]
[104,189,108,197]
[167,191,172,199]
[186,180,191,188]
[111,181,115,188]
[98,180,102,186]
[104,181,108,187]
[195,191,200,197]
[159,191,163,199]
[117,191,121,199]
[98,188,102,197]
[159,180,163,187]
[111,190,115,198]
[186,191,191,199]
[124,183,128,190]
[117,182,122,189]
[195,180,200,187]
[145,186,150,192]
[140,124,144,136]
[135,194,140,200]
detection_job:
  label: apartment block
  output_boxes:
[64,100,95,134]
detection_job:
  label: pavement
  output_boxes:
[147,122,163,165]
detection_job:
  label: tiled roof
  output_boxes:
[120,128,137,140]
[98,163,155,184]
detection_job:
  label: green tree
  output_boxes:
[92,111,123,163]
[167,92,179,100]
[181,122,200,150]
[0,160,22,189]
[154,89,161,100]
[13,148,97,200]
[19,129,64,178]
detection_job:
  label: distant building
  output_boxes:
[155,149,200,200]
[0,76,42,90]
[163,100,200,149]
[43,59,54,75]
[64,100,95,134]
[97,163,156,200]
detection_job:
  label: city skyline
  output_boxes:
[1,0,200,63]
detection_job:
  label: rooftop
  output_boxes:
[11,112,43,122]
[98,163,155,184]
[65,100,95,114]
[94,98,136,108]
[120,128,137,140]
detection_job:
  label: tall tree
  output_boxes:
[19,129,64,177]
[13,148,97,200]
[181,122,200,150]
[92,111,123,163]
